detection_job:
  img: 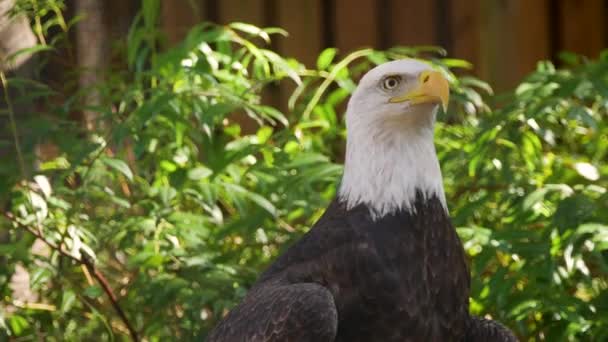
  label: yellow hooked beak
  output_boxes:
[389,70,450,112]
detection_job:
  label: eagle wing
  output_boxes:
[206,282,338,342]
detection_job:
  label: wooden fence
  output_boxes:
[160,0,608,91]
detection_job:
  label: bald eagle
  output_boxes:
[208,60,517,341]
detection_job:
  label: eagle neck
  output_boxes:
[338,119,447,219]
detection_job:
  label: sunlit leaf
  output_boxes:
[574,162,599,181]
[317,48,337,70]
[101,157,134,181]
[188,166,213,180]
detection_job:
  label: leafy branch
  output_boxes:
[2,212,140,341]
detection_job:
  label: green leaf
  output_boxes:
[523,184,573,211]
[83,285,104,299]
[573,162,599,181]
[8,315,29,336]
[256,126,273,144]
[262,27,289,36]
[317,48,337,70]
[142,0,160,29]
[554,194,596,230]
[229,22,270,43]
[33,175,52,198]
[188,166,213,180]
[441,58,473,69]
[222,182,277,216]
[61,290,77,314]
[6,45,55,65]
[254,105,288,126]
[460,76,494,95]
[101,157,134,181]
[30,268,51,289]
[575,224,608,250]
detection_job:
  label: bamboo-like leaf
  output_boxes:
[317,48,337,70]
[101,157,134,181]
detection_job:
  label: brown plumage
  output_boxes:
[207,194,517,341]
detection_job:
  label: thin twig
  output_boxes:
[81,253,139,342]
[1,72,27,178]
[3,212,80,263]
[277,218,296,233]
[2,212,139,341]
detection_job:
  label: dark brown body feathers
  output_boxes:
[207,194,517,341]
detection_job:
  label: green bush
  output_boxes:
[442,55,608,340]
[1,1,606,341]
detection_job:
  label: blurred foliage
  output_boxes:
[1,1,607,341]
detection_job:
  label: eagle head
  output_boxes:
[339,59,450,218]
[346,59,449,129]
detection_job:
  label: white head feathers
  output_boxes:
[338,59,448,218]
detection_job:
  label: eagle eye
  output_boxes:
[381,75,401,91]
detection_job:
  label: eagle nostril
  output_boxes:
[422,74,430,83]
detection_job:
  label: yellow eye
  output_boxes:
[382,76,401,90]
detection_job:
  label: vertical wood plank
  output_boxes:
[335,0,379,53]
[217,0,264,26]
[558,0,605,58]
[104,0,139,43]
[75,0,106,129]
[274,1,324,118]
[450,0,481,71]
[388,0,436,46]
[479,0,550,91]
[276,0,324,67]
[161,0,206,45]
